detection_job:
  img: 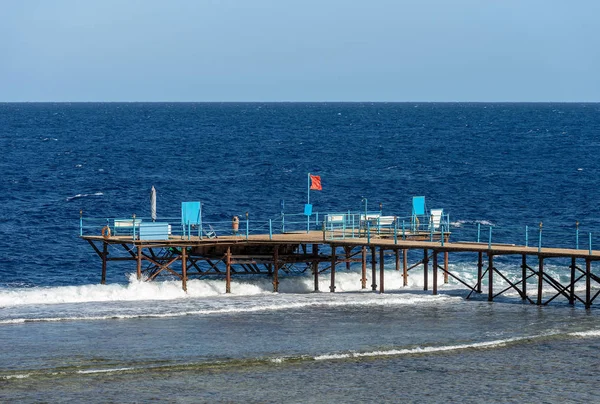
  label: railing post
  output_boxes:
[132,214,137,240]
[367,221,371,244]
[245,211,249,241]
[430,214,434,241]
[441,227,445,247]
[79,210,83,236]
[525,225,528,247]
[477,223,481,243]
[538,222,543,253]
[488,226,492,249]
[576,221,580,249]
[394,217,398,244]
[282,213,285,234]
[269,219,273,240]
[589,232,592,255]
[199,202,203,239]
[402,220,405,240]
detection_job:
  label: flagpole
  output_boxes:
[307,173,311,233]
[307,172,310,205]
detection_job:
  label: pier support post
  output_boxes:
[371,247,377,291]
[395,249,400,272]
[136,245,142,281]
[101,242,108,285]
[487,253,493,302]
[444,251,449,284]
[477,252,483,293]
[226,246,231,293]
[379,248,385,294]
[521,255,527,300]
[181,246,187,292]
[273,246,279,292]
[403,249,408,287]
[586,259,591,309]
[361,246,367,289]
[330,245,336,292]
[433,251,438,295]
[569,257,576,305]
[345,246,351,270]
[423,249,429,291]
[313,244,319,292]
[537,257,544,305]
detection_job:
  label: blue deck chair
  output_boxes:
[412,196,426,231]
[204,224,217,239]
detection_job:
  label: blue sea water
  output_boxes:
[1,102,600,402]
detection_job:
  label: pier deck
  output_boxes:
[83,230,600,309]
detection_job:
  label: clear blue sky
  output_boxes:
[2,0,598,102]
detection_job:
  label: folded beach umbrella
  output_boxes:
[151,185,157,222]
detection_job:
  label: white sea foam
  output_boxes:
[65,192,103,201]
[451,219,494,228]
[0,271,449,308]
[76,367,134,374]
[0,271,460,324]
[569,330,600,338]
[314,336,530,361]
[1,373,31,380]
[0,292,448,324]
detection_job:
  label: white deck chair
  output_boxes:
[429,209,443,231]
[204,224,217,239]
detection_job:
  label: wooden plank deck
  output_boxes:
[82,231,600,260]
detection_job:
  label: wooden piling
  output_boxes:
[443,251,449,284]
[101,242,108,285]
[423,249,429,291]
[487,253,493,302]
[226,246,231,293]
[361,246,367,289]
[273,246,279,292]
[136,245,142,281]
[537,257,544,305]
[379,248,385,293]
[521,254,527,300]
[586,259,591,309]
[313,244,319,292]
[403,249,408,287]
[371,246,377,291]
[569,257,576,305]
[181,246,187,292]
[345,246,351,270]
[433,251,438,295]
[477,251,483,293]
[330,245,336,292]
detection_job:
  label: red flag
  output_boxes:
[310,175,322,191]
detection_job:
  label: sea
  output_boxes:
[1,102,600,403]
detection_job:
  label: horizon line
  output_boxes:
[1,100,599,104]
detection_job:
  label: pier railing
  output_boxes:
[450,221,597,253]
[80,213,596,252]
[80,211,450,241]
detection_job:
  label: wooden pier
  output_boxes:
[82,230,600,309]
